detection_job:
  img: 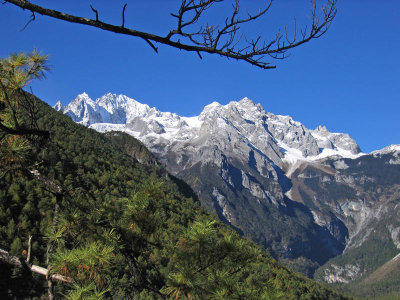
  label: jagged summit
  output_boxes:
[55,93,363,168]
[372,144,400,155]
[58,93,151,126]
[53,100,63,111]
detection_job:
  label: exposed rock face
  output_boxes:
[307,149,400,283]
[56,93,400,280]
[323,264,362,284]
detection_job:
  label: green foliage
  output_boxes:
[163,219,274,299]
[63,282,110,300]
[0,51,49,172]
[0,50,48,88]
[104,131,158,165]
[315,222,400,299]
[51,242,115,287]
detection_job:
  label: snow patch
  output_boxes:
[279,141,364,177]
[372,144,400,156]
[181,116,203,128]
[310,148,364,160]
[392,253,400,262]
[89,123,127,133]
[311,210,326,226]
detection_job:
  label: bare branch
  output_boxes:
[19,10,35,31]
[4,0,337,70]
[0,247,71,283]
[90,5,98,22]
[29,169,63,195]
[143,38,158,53]
[26,234,32,263]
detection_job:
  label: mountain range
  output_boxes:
[56,93,400,297]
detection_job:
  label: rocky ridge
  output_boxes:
[56,93,362,169]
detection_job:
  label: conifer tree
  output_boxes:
[0,50,49,176]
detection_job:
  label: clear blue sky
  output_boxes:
[1,1,399,153]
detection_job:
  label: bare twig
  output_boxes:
[90,4,98,22]
[122,3,127,28]
[19,10,35,31]
[143,38,158,53]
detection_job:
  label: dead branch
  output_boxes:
[29,169,63,195]
[19,9,35,31]
[26,234,32,263]
[0,248,72,283]
[4,0,337,69]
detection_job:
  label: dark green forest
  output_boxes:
[0,55,348,298]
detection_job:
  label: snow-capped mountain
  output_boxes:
[56,93,400,280]
[56,93,362,172]
[56,92,152,125]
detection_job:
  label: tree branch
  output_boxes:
[0,248,71,283]
[143,38,158,53]
[0,120,49,138]
[4,0,337,70]
[90,5,98,22]
[0,80,21,130]
[29,169,63,195]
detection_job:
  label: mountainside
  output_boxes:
[57,93,400,297]
[311,146,400,298]
[1,94,349,299]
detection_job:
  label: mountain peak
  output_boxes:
[316,125,329,132]
[72,92,95,106]
[205,101,221,109]
[77,92,90,99]
[53,100,63,111]
[238,97,253,104]
[199,101,222,118]
[372,144,400,155]
[230,97,260,111]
